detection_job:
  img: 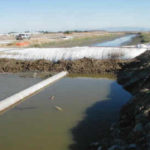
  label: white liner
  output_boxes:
[0,46,149,61]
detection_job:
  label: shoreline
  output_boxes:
[0,31,126,48]
[90,50,150,150]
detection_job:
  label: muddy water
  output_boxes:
[94,34,136,47]
[0,74,41,100]
[0,76,131,150]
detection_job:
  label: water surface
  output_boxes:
[0,74,41,100]
[93,34,136,47]
[0,76,131,150]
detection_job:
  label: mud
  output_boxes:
[92,51,150,150]
[0,58,127,74]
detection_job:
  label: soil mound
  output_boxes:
[0,58,125,74]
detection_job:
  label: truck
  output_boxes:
[16,33,31,40]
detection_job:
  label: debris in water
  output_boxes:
[50,96,55,100]
[55,106,63,111]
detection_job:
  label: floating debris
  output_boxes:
[50,96,55,100]
[54,106,63,111]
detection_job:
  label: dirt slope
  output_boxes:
[95,51,150,150]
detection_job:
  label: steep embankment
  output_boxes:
[118,51,150,149]
[96,51,150,150]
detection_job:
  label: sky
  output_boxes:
[0,0,150,33]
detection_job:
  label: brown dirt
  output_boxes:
[0,58,127,74]
[115,51,150,149]
[95,51,150,149]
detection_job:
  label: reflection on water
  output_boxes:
[0,76,131,150]
[94,34,136,47]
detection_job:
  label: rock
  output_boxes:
[138,136,146,144]
[108,145,120,150]
[140,66,144,69]
[111,128,120,137]
[119,120,131,128]
[110,123,117,131]
[113,139,125,145]
[120,115,127,120]
[135,114,143,121]
[139,106,144,111]
[135,114,147,124]
[90,142,99,146]
[144,109,150,117]
[133,123,143,132]
[97,146,102,150]
[145,122,150,131]
[141,88,149,93]
[128,144,136,150]
[146,134,150,147]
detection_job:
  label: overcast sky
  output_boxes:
[0,0,150,33]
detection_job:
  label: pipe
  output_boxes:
[0,71,68,112]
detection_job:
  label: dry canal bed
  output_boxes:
[0,74,131,150]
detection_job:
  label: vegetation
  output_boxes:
[30,33,125,48]
[128,32,150,45]
[63,31,72,34]
[140,32,150,43]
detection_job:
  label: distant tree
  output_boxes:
[64,31,72,34]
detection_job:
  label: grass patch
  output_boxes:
[128,32,150,45]
[30,33,125,48]
[140,33,150,43]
